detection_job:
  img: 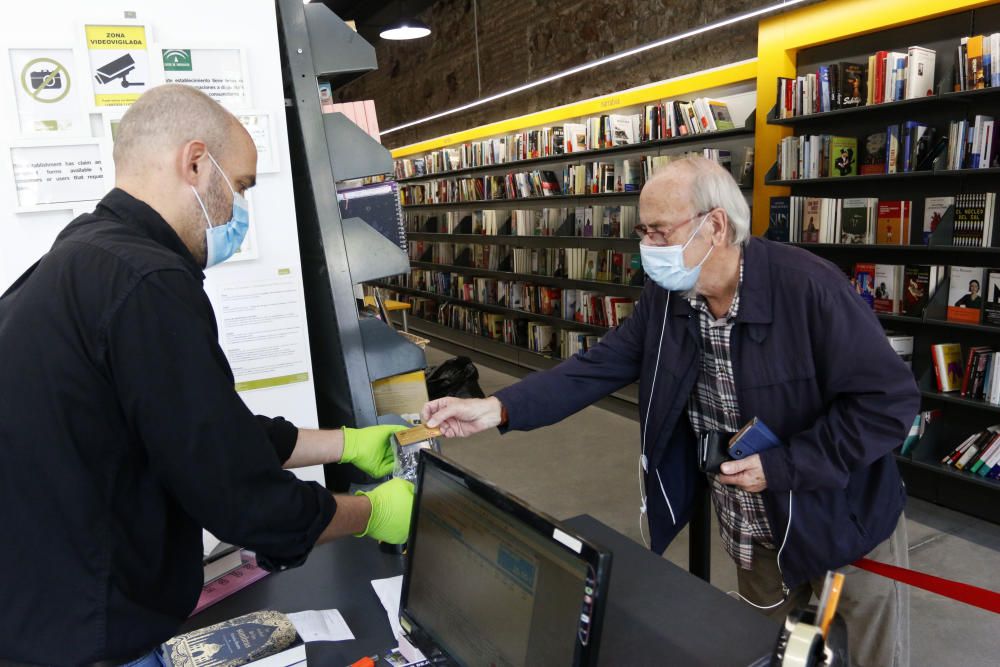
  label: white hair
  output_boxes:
[677,155,751,245]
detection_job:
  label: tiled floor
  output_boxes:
[424,345,1000,666]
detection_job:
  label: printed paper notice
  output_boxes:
[11,143,104,208]
[218,274,310,393]
[85,25,149,107]
[162,48,248,108]
[237,113,277,173]
[8,48,84,135]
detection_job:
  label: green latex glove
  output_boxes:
[355,477,415,544]
[341,425,408,479]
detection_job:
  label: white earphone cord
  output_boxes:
[726,491,794,610]
[638,299,671,549]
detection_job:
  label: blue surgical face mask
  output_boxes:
[639,213,714,292]
[191,152,250,268]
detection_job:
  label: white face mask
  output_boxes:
[639,213,713,292]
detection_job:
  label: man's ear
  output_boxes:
[709,208,730,244]
[179,140,209,187]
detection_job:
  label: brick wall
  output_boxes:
[333,0,812,149]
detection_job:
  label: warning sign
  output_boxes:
[85,24,150,107]
[8,48,82,135]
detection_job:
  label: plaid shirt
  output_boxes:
[687,258,775,569]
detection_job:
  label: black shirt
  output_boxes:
[0,189,337,665]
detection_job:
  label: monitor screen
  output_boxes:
[403,455,603,667]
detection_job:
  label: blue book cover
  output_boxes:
[894,57,907,101]
[819,66,831,112]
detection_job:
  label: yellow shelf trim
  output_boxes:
[391,59,758,158]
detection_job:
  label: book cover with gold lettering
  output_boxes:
[162,610,300,667]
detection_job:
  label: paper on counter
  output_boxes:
[286,609,355,643]
[371,575,404,638]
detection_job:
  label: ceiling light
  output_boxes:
[380,18,431,40]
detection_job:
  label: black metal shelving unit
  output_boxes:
[277,0,425,489]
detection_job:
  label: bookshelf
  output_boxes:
[396,127,755,183]
[759,3,1000,524]
[376,71,758,397]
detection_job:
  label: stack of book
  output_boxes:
[776,135,857,179]
[774,46,936,118]
[641,148,735,180]
[767,196,881,244]
[940,427,1000,478]
[399,170,562,205]
[392,99,738,178]
[945,116,997,169]
[562,159,642,194]
[954,33,1000,91]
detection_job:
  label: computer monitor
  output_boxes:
[400,451,612,667]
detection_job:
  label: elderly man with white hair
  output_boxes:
[0,84,415,667]
[423,155,919,667]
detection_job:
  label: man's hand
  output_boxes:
[718,454,768,493]
[422,396,503,438]
[355,477,415,544]
[340,425,408,478]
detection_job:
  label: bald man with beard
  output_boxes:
[0,84,414,666]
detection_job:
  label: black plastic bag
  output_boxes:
[425,356,486,400]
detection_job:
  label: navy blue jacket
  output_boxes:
[495,237,920,588]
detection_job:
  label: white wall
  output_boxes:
[0,2,324,485]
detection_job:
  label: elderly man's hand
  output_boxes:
[718,455,767,493]
[422,396,503,438]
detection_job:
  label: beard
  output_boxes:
[189,170,233,268]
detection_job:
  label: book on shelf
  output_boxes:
[886,332,914,367]
[946,266,985,324]
[931,342,964,392]
[860,131,887,175]
[900,408,940,455]
[393,99,742,178]
[775,46,938,118]
[952,192,996,247]
[922,196,954,243]
[985,269,1000,326]
[852,263,876,309]
[767,196,791,242]
[941,426,1000,477]
[902,264,946,317]
[960,345,994,398]
[904,46,936,99]
[875,200,912,245]
[946,116,997,169]
[955,33,1000,91]
[738,147,755,187]
[840,197,877,244]
[873,264,904,314]
[829,136,858,176]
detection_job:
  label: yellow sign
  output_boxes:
[85,25,149,107]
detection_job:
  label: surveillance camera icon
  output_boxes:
[94,54,144,88]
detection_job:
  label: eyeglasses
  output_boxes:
[634,210,710,245]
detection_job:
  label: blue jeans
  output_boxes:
[120,651,164,667]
